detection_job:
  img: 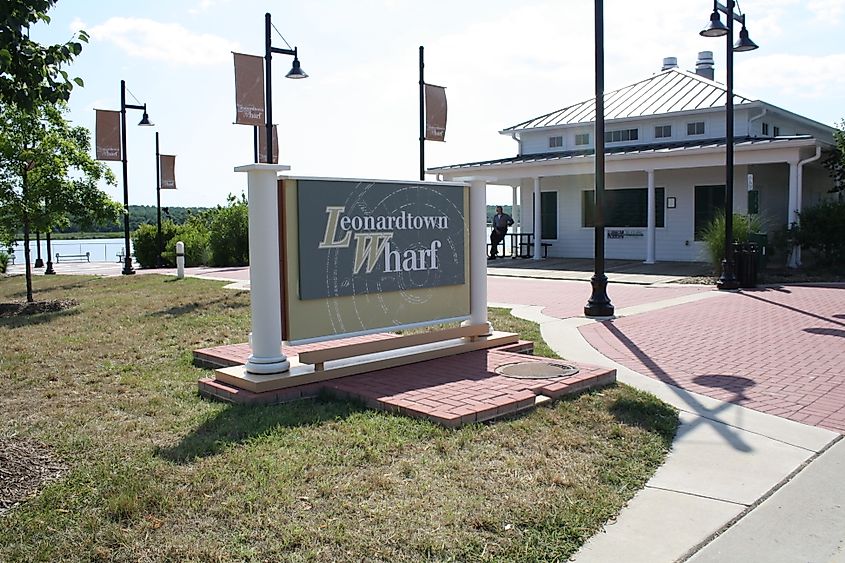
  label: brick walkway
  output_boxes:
[488,277,711,318]
[196,337,615,427]
[579,285,845,433]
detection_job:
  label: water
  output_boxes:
[5,237,131,265]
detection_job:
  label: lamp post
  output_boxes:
[119,79,154,275]
[585,0,614,317]
[155,131,163,267]
[700,0,758,290]
[263,12,307,164]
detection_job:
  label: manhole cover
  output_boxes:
[496,362,579,379]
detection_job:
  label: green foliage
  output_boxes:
[0,0,88,110]
[208,193,249,266]
[700,211,765,272]
[795,199,845,268]
[822,120,844,194]
[164,218,210,267]
[0,250,8,273]
[132,222,178,268]
[0,101,118,300]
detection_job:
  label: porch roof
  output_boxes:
[429,135,816,173]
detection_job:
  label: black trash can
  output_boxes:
[732,242,758,288]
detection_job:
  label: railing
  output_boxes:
[7,239,128,264]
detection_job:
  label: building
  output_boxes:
[430,53,837,264]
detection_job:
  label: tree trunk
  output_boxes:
[22,168,33,302]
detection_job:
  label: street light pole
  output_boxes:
[701,0,758,290]
[119,79,153,275]
[264,12,307,165]
[585,0,614,317]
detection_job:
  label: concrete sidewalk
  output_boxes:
[496,292,842,562]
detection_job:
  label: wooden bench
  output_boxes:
[55,252,90,263]
[299,324,491,371]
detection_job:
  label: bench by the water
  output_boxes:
[55,252,90,263]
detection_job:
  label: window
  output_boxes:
[582,188,665,228]
[762,122,769,135]
[575,133,590,146]
[605,128,638,143]
[549,135,563,148]
[773,126,780,136]
[540,191,558,239]
[655,125,672,138]
[694,185,725,240]
[687,121,705,135]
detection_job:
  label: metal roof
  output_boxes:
[430,136,814,172]
[502,69,756,132]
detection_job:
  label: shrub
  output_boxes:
[0,251,9,273]
[208,194,249,266]
[796,199,845,268]
[132,222,181,268]
[700,212,765,273]
[163,220,210,267]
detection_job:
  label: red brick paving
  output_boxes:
[196,338,615,427]
[578,285,845,433]
[488,277,711,318]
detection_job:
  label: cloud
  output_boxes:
[737,53,845,100]
[87,17,240,66]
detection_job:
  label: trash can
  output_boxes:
[748,232,768,270]
[732,242,758,288]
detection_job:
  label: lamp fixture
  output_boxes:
[700,8,729,37]
[734,25,759,52]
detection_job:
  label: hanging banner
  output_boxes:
[159,155,176,189]
[424,83,447,141]
[95,109,122,161]
[257,125,279,164]
[233,52,265,126]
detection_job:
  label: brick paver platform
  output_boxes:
[579,285,845,433]
[195,338,615,427]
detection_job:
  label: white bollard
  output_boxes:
[176,241,185,279]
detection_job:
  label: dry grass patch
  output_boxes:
[0,274,677,562]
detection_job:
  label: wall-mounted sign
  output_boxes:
[281,177,470,343]
[607,230,645,239]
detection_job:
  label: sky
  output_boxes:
[29,0,845,208]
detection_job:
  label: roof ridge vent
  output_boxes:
[695,51,715,80]
[662,56,678,71]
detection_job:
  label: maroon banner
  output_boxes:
[424,83,447,141]
[159,154,176,189]
[258,125,279,164]
[233,52,265,126]
[95,109,122,161]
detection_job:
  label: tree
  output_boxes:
[822,120,845,197]
[0,102,119,301]
[0,0,88,110]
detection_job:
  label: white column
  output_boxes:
[467,179,491,334]
[511,185,519,231]
[787,161,800,268]
[235,163,291,374]
[645,169,656,264]
[533,177,542,260]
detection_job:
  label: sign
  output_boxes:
[424,84,447,141]
[297,179,465,300]
[233,52,265,126]
[95,110,121,161]
[159,154,176,189]
[281,177,470,343]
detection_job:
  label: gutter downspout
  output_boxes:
[748,106,767,137]
[789,145,822,267]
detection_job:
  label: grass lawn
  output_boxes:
[0,274,677,562]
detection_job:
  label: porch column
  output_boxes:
[235,163,291,375]
[512,185,519,231]
[533,177,542,260]
[468,179,492,333]
[645,169,656,264]
[787,161,800,268]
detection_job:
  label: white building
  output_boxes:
[430,53,837,264]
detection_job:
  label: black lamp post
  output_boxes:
[700,0,758,290]
[155,131,163,267]
[585,0,614,317]
[119,79,154,275]
[262,12,307,164]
